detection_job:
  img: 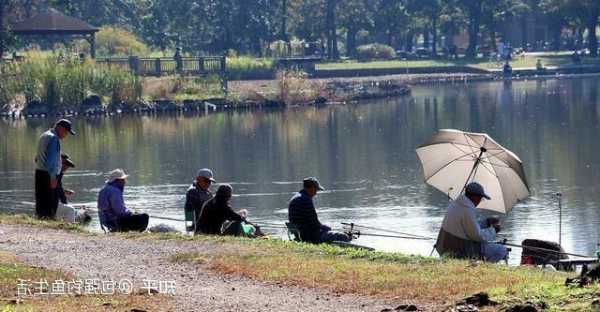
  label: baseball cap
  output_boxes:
[196,168,216,182]
[55,119,76,135]
[465,182,491,200]
[303,177,325,191]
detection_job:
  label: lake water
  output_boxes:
[1,77,600,260]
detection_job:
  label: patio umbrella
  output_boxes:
[416,129,529,214]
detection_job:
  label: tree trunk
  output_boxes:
[326,0,333,59]
[490,27,497,52]
[587,10,599,57]
[432,14,438,57]
[520,16,528,49]
[346,27,357,57]
[405,31,414,52]
[423,27,430,50]
[331,0,339,59]
[466,2,482,59]
[0,0,5,60]
[281,0,288,41]
[551,24,561,51]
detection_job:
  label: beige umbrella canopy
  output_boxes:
[416,129,530,213]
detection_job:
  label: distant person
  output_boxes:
[435,182,508,263]
[503,61,512,78]
[185,168,215,232]
[174,47,183,72]
[195,184,244,235]
[288,177,351,244]
[536,59,544,72]
[55,154,91,224]
[97,169,149,232]
[35,119,76,219]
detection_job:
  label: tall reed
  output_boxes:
[0,52,142,111]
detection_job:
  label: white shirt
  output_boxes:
[441,195,493,242]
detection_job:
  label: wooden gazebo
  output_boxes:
[10,8,99,58]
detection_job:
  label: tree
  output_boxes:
[338,0,373,57]
[407,0,443,56]
[325,0,339,59]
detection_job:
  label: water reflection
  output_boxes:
[1,77,600,259]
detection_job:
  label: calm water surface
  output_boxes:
[2,77,600,259]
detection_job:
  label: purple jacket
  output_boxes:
[97,183,132,228]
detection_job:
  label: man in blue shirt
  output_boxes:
[288,177,350,243]
[34,119,75,219]
[97,169,149,232]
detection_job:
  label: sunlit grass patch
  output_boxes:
[170,238,569,306]
[0,213,83,233]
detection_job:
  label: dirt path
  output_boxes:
[0,224,436,312]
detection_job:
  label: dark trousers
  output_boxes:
[113,214,149,232]
[35,170,58,219]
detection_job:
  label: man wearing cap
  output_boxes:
[34,119,75,219]
[435,182,508,263]
[288,177,351,244]
[185,168,215,232]
[97,169,149,232]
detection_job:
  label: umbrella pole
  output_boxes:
[461,147,487,193]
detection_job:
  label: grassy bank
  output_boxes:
[0,213,598,311]
[318,53,600,71]
[0,250,173,312]
[169,238,600,311]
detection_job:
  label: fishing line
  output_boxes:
[341,222,435,240]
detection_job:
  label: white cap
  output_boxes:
[106,168,129,183]
[196,168,216,182]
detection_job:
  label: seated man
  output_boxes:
[195,184,244,235]
[55,154,91,224]
[288,177,350,244]
[185,168,215,232]
[97,169,149,232]
[435,182,508,263]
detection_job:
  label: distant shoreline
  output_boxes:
[3,70,600,121]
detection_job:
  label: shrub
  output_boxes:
[226,56,274,80]
[96,26,149,57]
[275,70,321,105]
[356,43,396,61]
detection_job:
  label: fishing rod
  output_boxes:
[341,222,435,240]
[357,232,433,240]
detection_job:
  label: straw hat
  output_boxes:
[105,168,129,183]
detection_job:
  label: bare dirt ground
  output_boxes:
[0,224,440,312]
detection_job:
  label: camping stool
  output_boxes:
[285,222,302,241]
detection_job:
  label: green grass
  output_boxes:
[226,56,274,80]
[0,213,84,233]
[317,52,600,71]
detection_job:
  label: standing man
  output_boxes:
[97,169,149,232]
[288,177,350,243]
[35,119,75,219]
[435,182,508,263]
[185,168,215,232]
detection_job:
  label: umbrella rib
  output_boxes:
[451,143,479,159]
[423,151,478,181]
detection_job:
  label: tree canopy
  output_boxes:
[1,0,599,58]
